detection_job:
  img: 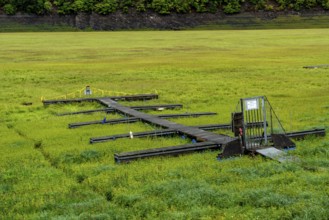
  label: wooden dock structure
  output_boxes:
[43,94,238,162]
[43,94,325,163]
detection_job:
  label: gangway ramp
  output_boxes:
[256,147,297,163]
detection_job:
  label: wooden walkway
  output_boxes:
[98,98,235,146]
[43,94,326,163]
[43,94,239,162]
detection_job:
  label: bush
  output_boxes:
[265,4,274,10]
[136,0,147,12]
[72,0,95,12]
[26,0,49,15]
[149,0,173,14]
[94,0,118,14]
[3,4,16,15]
[0,0,6,7]
[192,0,209,12]
[276,0,288,9]
[173,0,192,13]
[250,0,266,9]
[208,0,221,13]
[118,0,133,11]
[54,0,75,14]
[304,0,316,8]
[293,0,304,10]
[320,0,329,9]
[44,1,53,12]
[223,0,241,13]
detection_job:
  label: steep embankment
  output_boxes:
[1,10,329,30]
[1,0,329,30]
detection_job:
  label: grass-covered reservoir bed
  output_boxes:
[0,30,329,219]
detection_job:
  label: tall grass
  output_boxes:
[0,30,328,219]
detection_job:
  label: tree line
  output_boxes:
[0,0,328,15]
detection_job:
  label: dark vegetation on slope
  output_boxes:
[0,0,329,16]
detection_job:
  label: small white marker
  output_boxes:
[129,131,134,139]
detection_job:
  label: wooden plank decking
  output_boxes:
[98,98,236,146]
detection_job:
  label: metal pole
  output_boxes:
[256,99,261,146]
[259,98,263,145]
[262,97,267,145]
[251,109,255,149]
[241,99,246,149]
[257,100,264,145]
[246,104,251,149]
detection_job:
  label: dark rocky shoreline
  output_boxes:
[1,10,329,30]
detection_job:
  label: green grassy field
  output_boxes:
[1,30,329,219]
